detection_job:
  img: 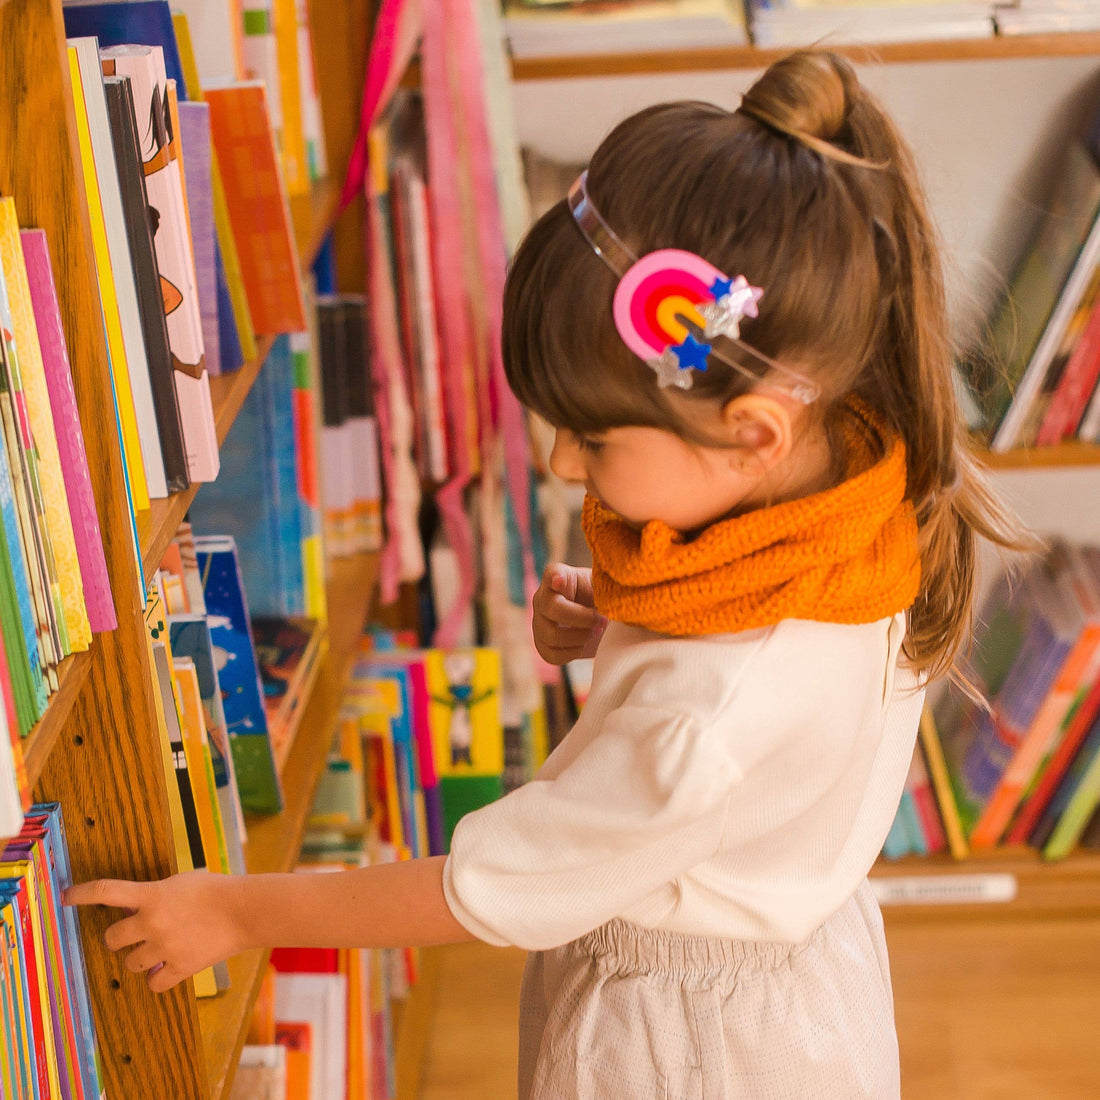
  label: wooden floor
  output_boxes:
[414,916,1100,1098]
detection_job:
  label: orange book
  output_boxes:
[205,82,306,335]
[274,1021,311,1100]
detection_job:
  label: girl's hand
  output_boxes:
[64,871,248,994]
[532,563,607,665]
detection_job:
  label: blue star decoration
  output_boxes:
[709,274,734,300]
[672,333,712,373]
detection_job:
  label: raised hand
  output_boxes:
[532,563,607,665]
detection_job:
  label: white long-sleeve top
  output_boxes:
[443,613,924,951]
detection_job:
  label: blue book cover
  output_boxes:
[195,536,283,813]
[214,245,243,374]
[358,661,423,859]
[897,790,928,857]
[189,344,294,617]
[31,804,104,1100]
[881,804,912,860]
[62,1,188,97]
[167,613,250,831]
[268,336,305,615]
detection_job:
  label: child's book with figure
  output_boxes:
[193,536,282,813]
[424,647,504,848]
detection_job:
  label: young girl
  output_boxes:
[68,49,1027,1097]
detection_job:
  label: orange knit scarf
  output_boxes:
[583,405,921,637]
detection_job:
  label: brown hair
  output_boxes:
[503,49,1034,680]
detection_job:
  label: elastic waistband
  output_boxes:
[574,919,812,983]
[571,882,875,984]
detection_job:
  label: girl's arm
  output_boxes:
[64,857,478,993]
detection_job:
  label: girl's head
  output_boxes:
[504,48,1032,680]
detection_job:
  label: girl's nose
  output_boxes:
[548,430,586,483]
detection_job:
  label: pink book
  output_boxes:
[20,230,116,633]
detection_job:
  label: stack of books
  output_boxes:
[883,540,1100,862]
[960,102,1100,451]
[0,804,105,1100]
[501,0,749,58]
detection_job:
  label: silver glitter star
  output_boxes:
[649,349,696,390]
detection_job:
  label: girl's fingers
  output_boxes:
[103,916,145,953]
[64,879,148,911]
[542,593,607,630]
[124,943,164,975]
[148,963,185,994]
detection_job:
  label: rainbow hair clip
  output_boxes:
[567,171,820,402]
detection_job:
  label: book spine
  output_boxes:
[1043,721,1100,859]
[1038,280,1100,444]
[66,45,150,512]
[21,230,117,635]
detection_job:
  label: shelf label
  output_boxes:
[871,873,1018,906]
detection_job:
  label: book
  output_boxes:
[295,0,327,181]
[65,41,151,512]
[101,44,220,483]
[1037,268,1100,444]
[917,706,969,859]
[101,75,191,494]
[289,326,326,622]
[69,36,170,501]
[0,222,64,694]
[204,82,307,335]
[969,544,1100,847]
[935,567,1072,839]
[275,1021,312,1100]
[273,0,309,195]
[194,536,283,813]
[967,137,1100,451]
[177,102,222,381]
[316,297,355,557]
[166,612,249,864]
[172,0,246,88]
[172,656,233,876]
[229,1044,286,1100]
[273,971,347,1100]
[0,209,92,663]
[340,297,383,552]
[252,617,323,769]
[1039,711,1100,859]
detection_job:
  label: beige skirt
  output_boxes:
[518,881,900,1100]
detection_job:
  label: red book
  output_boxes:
[11,876,52,1100]
[1008,670,1100,844]
[270,946,340,973]
[1038,287,1100,444]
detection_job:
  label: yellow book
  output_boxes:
[0,861,63,1100]
[66,46,150,512]
[172,12,258,364]
[142,591,219,998]
[918,706,969,860]
[0,896,34,1097]
[274,0,309,195]
[0,201,91,653]
[172,657,231,875]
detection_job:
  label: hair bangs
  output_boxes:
[502,200,672,434]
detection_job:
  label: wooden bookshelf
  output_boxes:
[873,848,1100,922]
[22,651,95,787]
[978,440,1100,470]
[290,176,340,271]
[508,33,1100,81]
[199,551,378,1099]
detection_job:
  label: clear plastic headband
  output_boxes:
[567,171,821,403]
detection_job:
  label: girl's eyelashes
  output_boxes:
[573,432,606,454]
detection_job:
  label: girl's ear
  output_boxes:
[720,394,793,470]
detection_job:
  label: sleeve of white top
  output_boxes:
[442,704,741,950]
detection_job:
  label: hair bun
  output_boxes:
[740,50,862,160]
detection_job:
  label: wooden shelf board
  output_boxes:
[508,33,1100,81]
[873,847,1100,921]
[22,651,95,788]
[977,440,1100,469]
[290,177,340,270]
[199,552,378,1099]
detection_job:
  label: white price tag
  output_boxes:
[870,873,1018,906]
